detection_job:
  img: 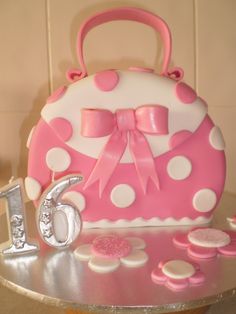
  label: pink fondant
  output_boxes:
[94,70,119,91]
[91,235,131,259]
[188,271,205,284]
[169,130,192,149]
[82,106,169,196]
[128,67,154,73]
[76,7,172,76]
[28,115,225,225]
[152,260,204,291]
[188,245,217,259]
[173,233,190,248]
[151,268,167,283]
[46,86,67,104]
[49,118,73,142]
[167,278,189,291]
[167,67,184,81]
[175,82,197,104]
[217,243,236,256]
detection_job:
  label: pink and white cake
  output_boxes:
[25,7,226,229]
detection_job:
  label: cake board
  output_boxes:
[0,192,236,314]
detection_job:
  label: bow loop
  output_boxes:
[82,105,169,196]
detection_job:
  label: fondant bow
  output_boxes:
[82,105,169,197]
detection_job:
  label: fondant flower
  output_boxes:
[151,259,205,291]
[173,228,236,259]
[74,235,148,273]
[227,216,236,229]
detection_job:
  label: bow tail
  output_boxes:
[129,130,160,194]
[83,130,127,197]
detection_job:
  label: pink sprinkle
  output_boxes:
[46,86,67,104]
[92,235,131,259]
[169,130,192,149]
[94,70,119,91]
[175,82,197,104]
[49,117,73,142]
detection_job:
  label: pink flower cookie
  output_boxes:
[74,235,148,273]
[227,215,236,229]
[173,228,236,259]
[151,259,205,291]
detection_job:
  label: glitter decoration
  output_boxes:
[74,236,148,273]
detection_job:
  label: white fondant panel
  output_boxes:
[41,71,207,162]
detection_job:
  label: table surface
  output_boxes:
[0,192,236,314]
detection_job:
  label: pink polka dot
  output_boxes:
[94,70,119,91]
[46,86,67,104]
[175,82,197,104]
[169,130,192,149]
[49,118,73,142]
[92,235,131,259]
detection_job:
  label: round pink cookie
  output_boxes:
[92,235,131,259]
[94,70,119,91]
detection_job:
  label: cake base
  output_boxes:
[0,192,236,313]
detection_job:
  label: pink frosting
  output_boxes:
[175,82,197,104]
[49,118,73,142]
[91,235,131,259]
[169,130,192,149]
[94,70,119,91]
[46,86,67,104]
[28,115,226,223]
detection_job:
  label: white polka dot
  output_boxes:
[46,147,71,172]
[193,188,217,212]
[26,126,35,149]
[62,191,86,212]
[25,176,42,200]
[88,256,120,273]
[110,184,135,208]
[188,228,230,248]
[125,237,146,249]
[167,156,192,180]
[120,250,148,267]
[74,244,92,261]
[209,126,225,150]
[162,260,195,279]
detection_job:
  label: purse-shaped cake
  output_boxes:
[25,7,226,228]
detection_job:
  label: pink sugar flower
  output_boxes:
[173,228,236,259]
[74,234,148,273]
[151,259,205,291]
